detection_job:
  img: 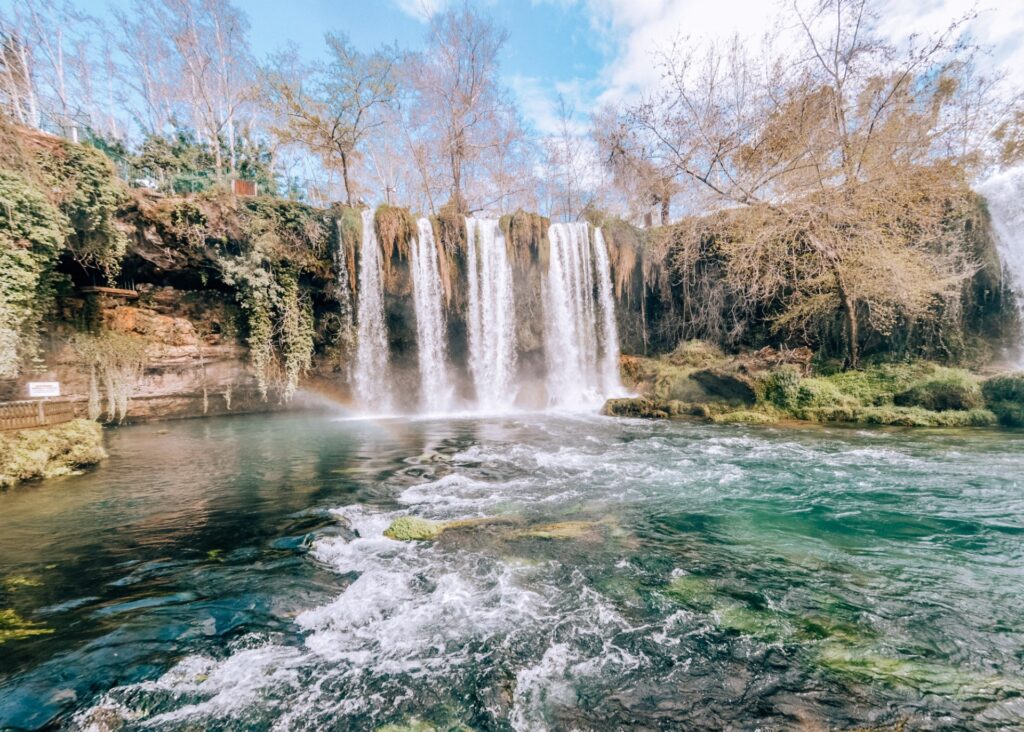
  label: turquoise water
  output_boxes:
[1,413,1023,730]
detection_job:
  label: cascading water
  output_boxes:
[331,218,356,379]
[465,218,517,411]
[978,166,1024,364]
[410,218,453,412]
[544,222,622,408]
[353,209,391,412]
[593,227,624,397]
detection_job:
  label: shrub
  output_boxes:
[795,378,855,410]
[759,366,802,410]
[982,373,1024,427]
[894,369,982,411]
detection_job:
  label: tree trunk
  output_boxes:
[340,151,353,206]
[660,195,670,225]
[836,278,859,369]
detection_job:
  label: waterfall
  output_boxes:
[353,209,391,412]
[594,227,624,396]
[544,222,622,408]
[332,217,356,378]
[410,218,453,412]
[465,217,517,411]
[978,167,1024,364]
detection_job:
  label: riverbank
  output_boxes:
[603,343,1024,429]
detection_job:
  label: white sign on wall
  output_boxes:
[27,382,61,398]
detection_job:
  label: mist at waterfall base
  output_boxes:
[351,216,624,416]
[2,414,1023,730]
[979,165,1024,367]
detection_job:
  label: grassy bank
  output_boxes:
[606,342,1024,429]
[0,419,107,488]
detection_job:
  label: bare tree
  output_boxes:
[409,3,509,212]
[265,34,398,205]
[624,0,988,366]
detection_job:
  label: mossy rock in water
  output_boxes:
[815,643,1024,698]
[982,373,1024,427]
[0,419,106,488]
[2,575,42,592]
[515,520,602,541]
[663,575,717,609]
[712,409,777,425]
[601,397,670,419]
[0,609,54,643]
[716,604,794,641]
[383,517,442,541]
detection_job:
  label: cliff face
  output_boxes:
[5,285,271,421]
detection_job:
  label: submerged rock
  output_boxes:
[601,397,692,419]
[0,608,54,644]
[514,520,603,541]
[383,516,443,541]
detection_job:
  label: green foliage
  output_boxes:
[278,271,315,402]
[0,419,107,489]
[126,130,276,194]
[894,370,982,411]
[37,140,129,278]
[0,171,65,378]
[981,373,1024,427]
[758,366,802,410]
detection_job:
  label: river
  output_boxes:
[1,413,1023,730]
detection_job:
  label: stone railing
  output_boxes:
[0,399,81,432]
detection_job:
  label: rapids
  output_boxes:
[1,414,1022,730]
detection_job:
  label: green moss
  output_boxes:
[893,369,982,411]
[824,363,934,406]
[515,521,601,540]
[712,410,778,425]
[758,366,802,410]
[664,575,717,609]
[664,339,725,368]
[981,373,1024,427]
[383,516,443,541]
[816,643,1024,697]
[0,608,54,643]
[0,419,107,489]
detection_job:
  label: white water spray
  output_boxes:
[410,218,453,412]
[465,218,517,411]
[353,209,391,412]
[544,222,622,408]
[978,167,1024,365]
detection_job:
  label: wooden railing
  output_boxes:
[0,400,80,432]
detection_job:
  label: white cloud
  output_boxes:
[570,0,1024,105]
[393,0,452,22]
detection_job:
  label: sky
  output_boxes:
[39,0,1024,138]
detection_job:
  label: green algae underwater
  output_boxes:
[1,412,1023,730]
